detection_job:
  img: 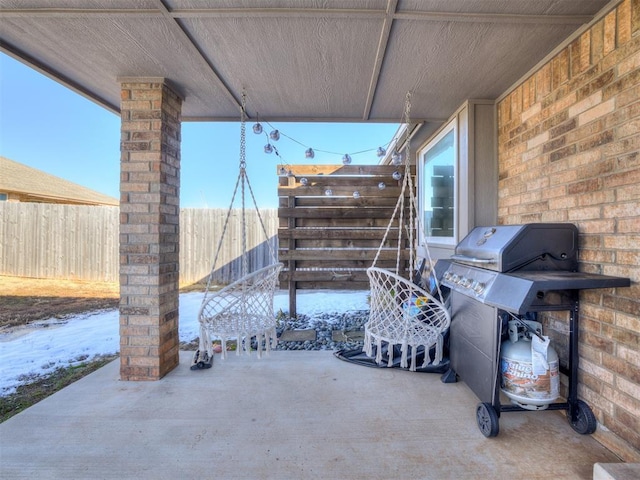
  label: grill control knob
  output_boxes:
[474,282,486,294]
[451,274,460,283]
[443,272,452,281]
[461,278,472,288]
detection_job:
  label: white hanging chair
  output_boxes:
[364,93,451,371]
[365,267,450,370]
[197,262,282,361]
[192,95,282,369]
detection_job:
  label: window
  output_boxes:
[416,100,496,257]
[418,118,457,246]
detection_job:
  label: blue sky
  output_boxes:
[0,53,399,208]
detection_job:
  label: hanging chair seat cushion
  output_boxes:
[198,263,283,359]
[364,266,451,371]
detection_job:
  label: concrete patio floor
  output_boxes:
[0,350,622,479]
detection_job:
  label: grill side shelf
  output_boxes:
[495,272,631,314]
[505,271,631,289]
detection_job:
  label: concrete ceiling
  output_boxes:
[0,0,614,126]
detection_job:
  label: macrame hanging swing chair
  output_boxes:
[191,95,283,370]
[364,92,451,372]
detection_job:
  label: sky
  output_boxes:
[0,53,400,209]
[0,289,370,396]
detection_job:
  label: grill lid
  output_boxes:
[451,223,578,272]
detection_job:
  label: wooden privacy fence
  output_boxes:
[181,208,279,285]
[0,202,119,282]
[0,202,278,285]
[278,164,416,316]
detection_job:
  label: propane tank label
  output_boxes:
[501,357,559,400]
[532,335,551,375]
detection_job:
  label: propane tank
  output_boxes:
[500,319,559,411]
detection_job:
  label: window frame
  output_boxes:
[417,117,458,248]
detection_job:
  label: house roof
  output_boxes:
[0,0,614,133]
[0,156,119,206]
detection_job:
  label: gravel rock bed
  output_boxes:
[271,310,369,351]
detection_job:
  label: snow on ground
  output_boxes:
[0,290,369,396]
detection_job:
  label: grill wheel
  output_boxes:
[567,399,597,435]
[476,402,499,438]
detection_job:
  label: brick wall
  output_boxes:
[497,0,640,461]
[119,79,182,381]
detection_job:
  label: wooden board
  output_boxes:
[277,164,418,316]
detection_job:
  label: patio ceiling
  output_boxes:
[0,0,613,125]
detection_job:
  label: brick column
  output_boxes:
[118,78,182,380]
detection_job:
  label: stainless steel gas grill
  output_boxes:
[434,223,630,437]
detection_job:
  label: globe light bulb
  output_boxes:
[378,182,386,190]
[392,171,402,181]
[253,122,263,134]
[269,130,280,141]
[300,177,308,186]
[342,154,352,165]
[279,167,287,175]
[264,143,273,154]
[353,191,360,199]
[287,169,294,177]
[305,148,315,159]
[376,147,386,157]
[391,150,401,165]
[324,188,333,196]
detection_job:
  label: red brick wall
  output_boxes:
[119,80,182,381]
[497,0,640,461]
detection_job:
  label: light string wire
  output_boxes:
[250,115,400,171]
[264,120,393,156]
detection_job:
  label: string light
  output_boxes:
[300,177,308,186]
[378,182,386,190]
[255,120,288,167]
[353,191,360,199]
[257,119,396,166]
[324,188,333,196]
[392,170,402,181]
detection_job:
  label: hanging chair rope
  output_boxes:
[202,94,278,298]
[364,92,451,371]
[371,92,416,276]
[193,93,283,368]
